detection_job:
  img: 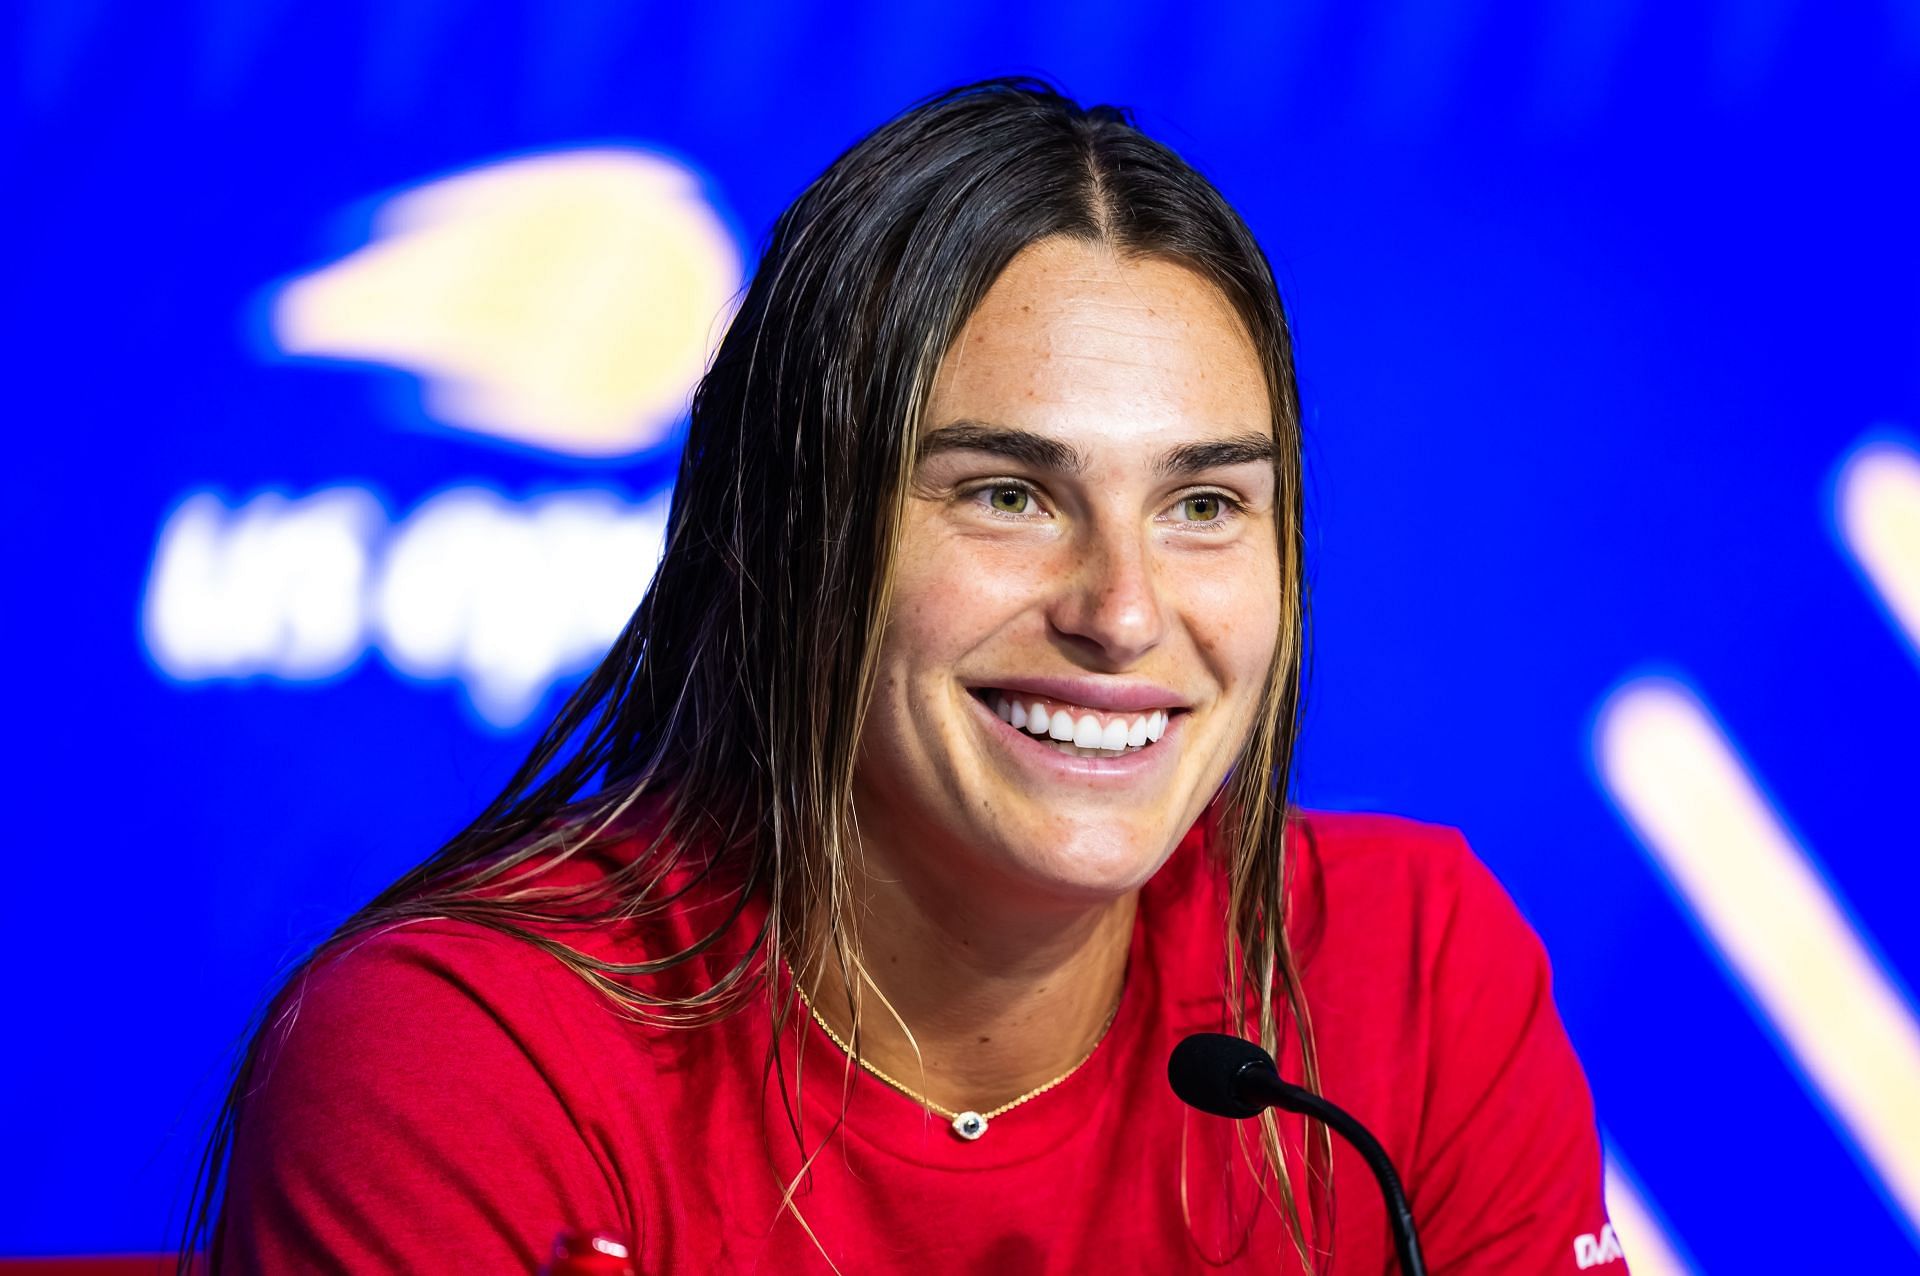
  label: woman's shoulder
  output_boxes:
[281,914,611,1022]
[241,804,751,1116]
[1283,809,1585,1145]
[287,811,761,1029]
[221,811,756,1268]
[1288,806,1479,874]
[223,923,654,1271]
[1150,805,1513,968]
[1285,811,1614,1269]
[1284,807,1530,964]
[241,914,651,1141]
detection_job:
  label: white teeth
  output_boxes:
[1073,714,1102,748]
[1049,741,1127,757]
[986,689,1175,753]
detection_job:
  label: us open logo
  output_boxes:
[141,146,740,727]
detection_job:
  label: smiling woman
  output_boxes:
[196,78,1619,1275]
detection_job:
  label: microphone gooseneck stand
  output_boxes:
[1168,1032,1428,1276]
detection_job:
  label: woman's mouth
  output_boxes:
[968,687,1175,759]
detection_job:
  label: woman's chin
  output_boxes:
[982,826,1178,904]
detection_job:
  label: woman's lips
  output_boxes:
[965,686,1184,780]
[967,676,1187,714]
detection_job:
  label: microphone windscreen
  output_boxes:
[1167,1031,1275,1118]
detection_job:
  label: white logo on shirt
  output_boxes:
[1573,1223,1624,1268]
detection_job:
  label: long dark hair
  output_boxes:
[187,76,1326,1270]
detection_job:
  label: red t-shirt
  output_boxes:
[219,809,1621,1273]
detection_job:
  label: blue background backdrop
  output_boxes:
[6,2,1919,1269]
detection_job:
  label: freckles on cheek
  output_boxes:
[902,533,1051,620]
[879,557,1018,678]
[1184,565,1282,674]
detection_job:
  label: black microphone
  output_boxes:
[1168,1032,1427,1276]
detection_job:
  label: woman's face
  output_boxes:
[853,236,1283,907]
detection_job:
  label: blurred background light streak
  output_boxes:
[1595,677,1920,1239]
[1602,1148,1694,1276]
[1836,439,1920,661]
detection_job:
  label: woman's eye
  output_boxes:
[1176,494,1231,523]
[985,486,1033,515]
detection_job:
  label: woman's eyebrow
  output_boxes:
[918,422,1087,473]
[917,421,1274,477]
[1154,433,1276,476]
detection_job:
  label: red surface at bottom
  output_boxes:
[0,1258,189,1275]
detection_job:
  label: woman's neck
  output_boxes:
[798,849,1137,1115]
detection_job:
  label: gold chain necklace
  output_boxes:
[793,980,1122,1142]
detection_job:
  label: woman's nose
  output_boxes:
[1047,519,1169,667]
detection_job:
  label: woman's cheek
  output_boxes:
[905,531,1057,628]
[1176,555,1282,692]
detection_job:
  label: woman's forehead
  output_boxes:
[929,238,1270,454]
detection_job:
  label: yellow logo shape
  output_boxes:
[273,147,741,457]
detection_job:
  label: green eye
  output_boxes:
[987,486,1032,514]
[1180,495,1224,522]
